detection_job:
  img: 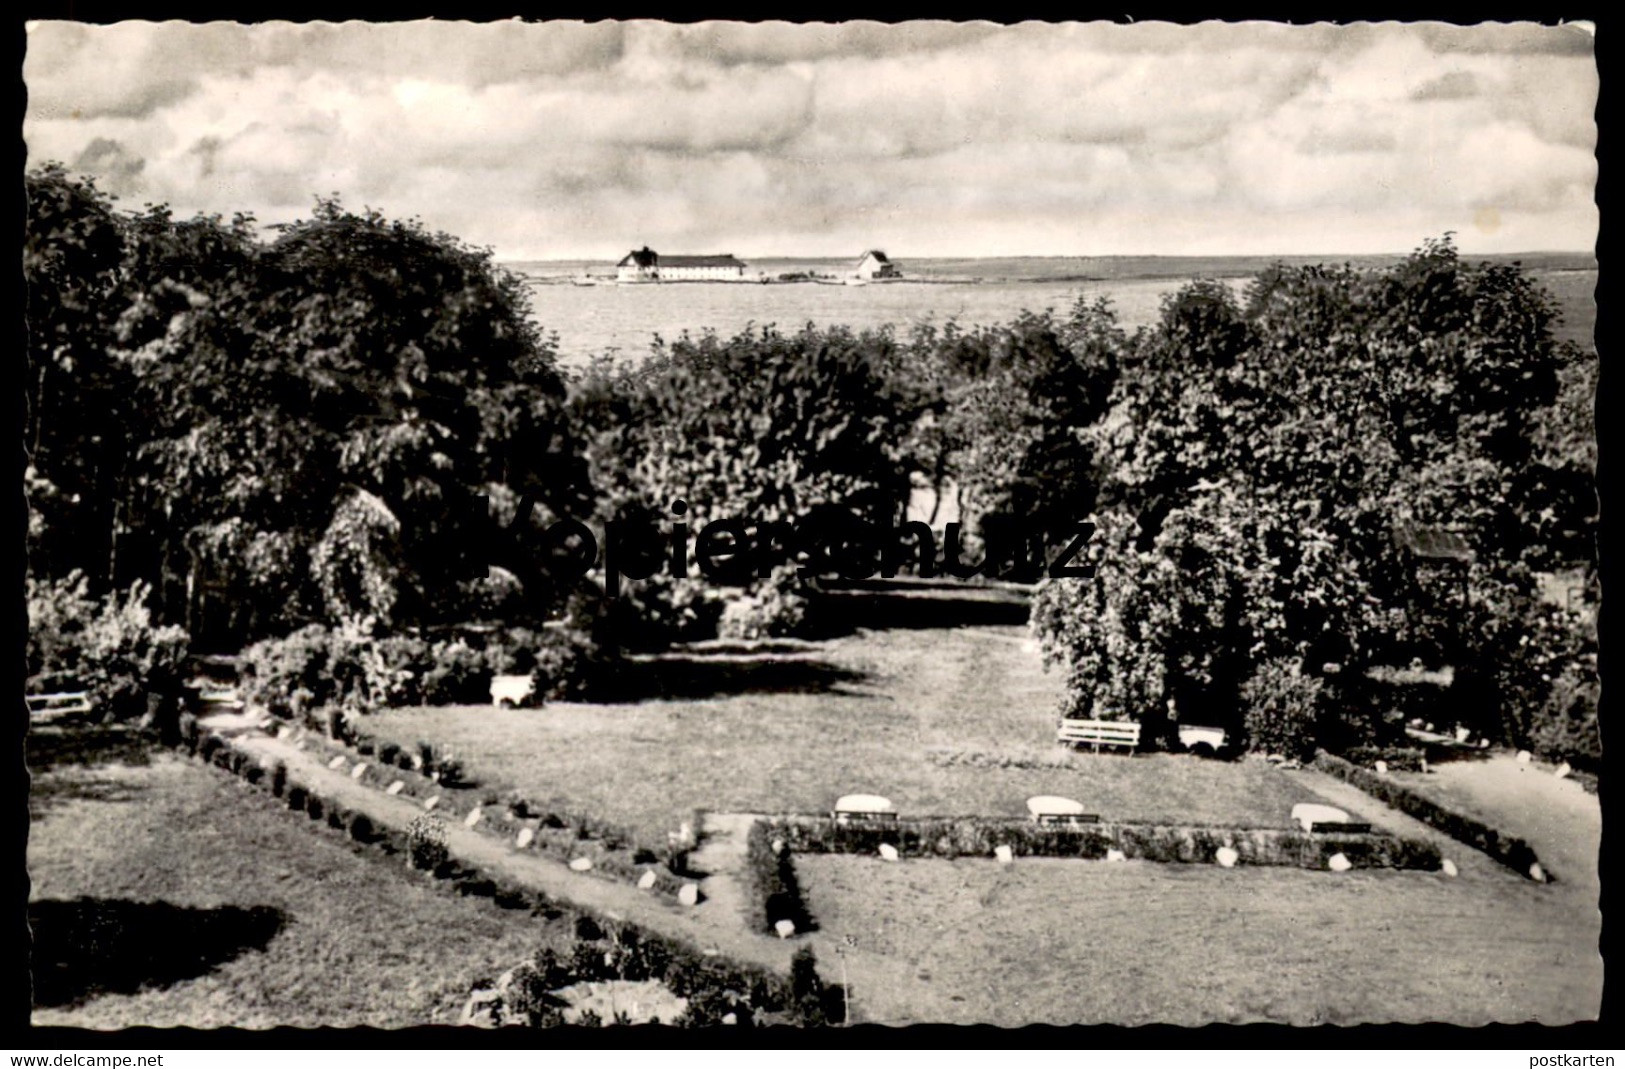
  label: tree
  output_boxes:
[1035,237,1592,751]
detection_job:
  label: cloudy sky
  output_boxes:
[24,20,1598,260]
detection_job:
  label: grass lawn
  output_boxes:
[366,625,1326,845]
[27,724,559,1028]
[799,852,1602,1026]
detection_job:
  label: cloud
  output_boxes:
[22,20,1599,257]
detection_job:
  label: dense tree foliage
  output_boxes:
[1034,237,1597,756]
[26,168,583,651]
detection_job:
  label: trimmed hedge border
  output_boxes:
[1312,752,1552,881]
[178,726,822,1025]
[742,819,816,937]
[281,725,690,900]
[758,813,1441,871]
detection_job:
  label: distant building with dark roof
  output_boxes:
[855,250,902,280]
[615,247,747,282]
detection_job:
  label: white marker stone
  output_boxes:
[412,753,425,770]
[878,843,899,862]
[1455,726,1472,743]
[327,755,347,771]
[679,821,694,845]
[1215,846,1239,868]
[350,762,368,780]
[1420,759,1430,774]
[464,807,483,828]
[678,883,700,907]
[569,857,593,872]
[1425,723,1435,732]
[1328,852,1352,872]
[276,726,291,740]
[516,828,535,849]
[386,780,405,795]
[1555,762,1572,780]
[771,838,785,855]
[1105,848,1127,863]
[722,1013,738,1026]
[1517,750,1533,764]
[424,796,440,811]
[994,845,1014,864]
[1529,863,1547,883]
[1441,859,1459,877]
[638,870,658,890]
[775,919,796,939]
[1374,760,1388,775]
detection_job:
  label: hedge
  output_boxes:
[742,819,815,936]
[1311,752,1551,880]
[184,725,833,1026]
[758,813,1440,871]
[293,724,690,898]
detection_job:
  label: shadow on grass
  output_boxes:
[804,591,1030,634]
[29,897,286,1009]
[26,723,155,774]
[620,656,869,700]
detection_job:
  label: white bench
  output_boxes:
[832,793,897,825]
[26,691,93,717]
[490,674,535,708]
[1026,795,1100,826]
[1057,719,1141,752]
[1178,725,1227,751]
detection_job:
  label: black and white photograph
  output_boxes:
[20,19,1600,1033]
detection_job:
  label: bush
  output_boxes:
[240,624,336,717]
[407,814,450,871]
[1242,658,1323,760]
[421,638,492,705]
[718,564,809,643]
[482,626,545,675]
[531,622,623,703]
[25,571,189,719]
[1528,659,1600,773]
[269,761,288,797]
[789,946,828,1027]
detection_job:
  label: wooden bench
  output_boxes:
[1057,719,1141,752]
[26,691,93,717]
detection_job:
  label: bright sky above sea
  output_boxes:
[23,19,1599,261]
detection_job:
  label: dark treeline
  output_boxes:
[24,165,1598,766]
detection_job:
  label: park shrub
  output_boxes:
[1527,658,1601,773]
[25,571,188,719]
[285,784,308,811]
[269,761,288,797]
[717,564,809,643]
[176,711,199,752]
[421,637,492,705]
[197,734,223,763]
[304,793,325,821]
[1241,658,1324,761]
[407,814,450,872]
[742,820,815,936]
[1312,751,1548,878]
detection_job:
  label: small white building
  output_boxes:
[614,247,748,282]
[855,250,902,280]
